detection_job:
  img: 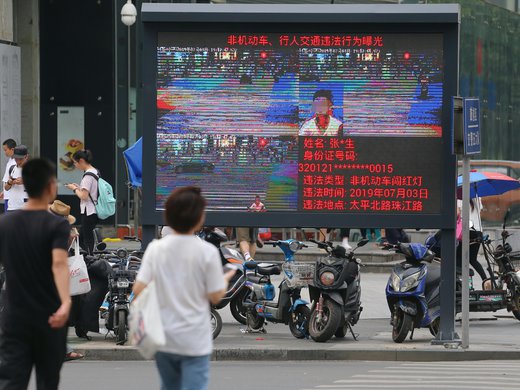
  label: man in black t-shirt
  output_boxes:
[0,158,71,389]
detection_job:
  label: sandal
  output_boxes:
[65,351,84,361]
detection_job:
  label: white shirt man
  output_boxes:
[299,115,343,137]
[2,157,16,211]
[298,90,344,137]
[3,145,29,211]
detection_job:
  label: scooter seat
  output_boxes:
[257,265,281,276]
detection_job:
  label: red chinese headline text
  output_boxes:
[226,35,384,48]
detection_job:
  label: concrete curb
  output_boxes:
[214,348,520,362]
[76,346,520,362]
[80,347,146,361]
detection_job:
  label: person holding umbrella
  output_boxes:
[456,196,488,284]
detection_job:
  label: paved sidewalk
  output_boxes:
[69,272,520,362]
[69,315,520,362]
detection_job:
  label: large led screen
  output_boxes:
[156,32,444,213]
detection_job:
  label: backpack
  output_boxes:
[83,172,116,220]
[8,164,15,177]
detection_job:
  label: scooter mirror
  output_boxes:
[357,238,370,248]
[96,242,107,251]
[503,210,510,231]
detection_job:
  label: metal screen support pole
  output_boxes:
[133,187,139,240]
[432,225,460,345]
[142,224,155,250]
[461,155,470,348]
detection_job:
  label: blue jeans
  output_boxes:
[155,352,210,390]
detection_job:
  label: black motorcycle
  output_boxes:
[307,238,368,342]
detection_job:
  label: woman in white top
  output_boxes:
[133,186,235,390]
[65,150,98,254]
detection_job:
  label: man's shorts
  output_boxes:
[236,227,255,244]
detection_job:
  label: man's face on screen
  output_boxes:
[313,97,332,115]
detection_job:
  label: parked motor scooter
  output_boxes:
[103,247,142,345]
[95,243,142,345]
[384,242,442,343]
[243,239,312,338]
[307,238,367,342]
[198,227,264,325]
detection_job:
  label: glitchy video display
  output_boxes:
[156,32,444,212]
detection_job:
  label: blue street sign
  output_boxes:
[463,97,481,155]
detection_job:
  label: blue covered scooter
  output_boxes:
[384,242,441,343]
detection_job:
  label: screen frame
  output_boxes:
[141,3,460,229]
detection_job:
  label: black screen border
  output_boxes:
[141,3,460,229]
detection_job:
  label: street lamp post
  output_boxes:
[121,0,138,239]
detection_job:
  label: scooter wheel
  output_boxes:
[334,323,347,338]
[247,310,265,331]
[429,317,440,337]
[289,305,310,339]
[392,308,412,343]
[116,311,127,345]
[210,308,222,339]
[230,288,249,325]
[510,290,520,321]
[309,299,342,343]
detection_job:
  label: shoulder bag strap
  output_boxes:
[83,171,99,205]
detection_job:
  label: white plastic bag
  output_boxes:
[68,238,91,296]
[129,280,166,359]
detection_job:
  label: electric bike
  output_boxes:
[426,211,520,319]
[244,240,312,338]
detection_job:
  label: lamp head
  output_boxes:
[121,0,137,26]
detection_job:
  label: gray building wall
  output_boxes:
[0,0,13,42]
[0,0,39,156]
[13,0,39,155]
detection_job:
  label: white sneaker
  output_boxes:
[341,239,352,250]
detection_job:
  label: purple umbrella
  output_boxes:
[457,171,520,199]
